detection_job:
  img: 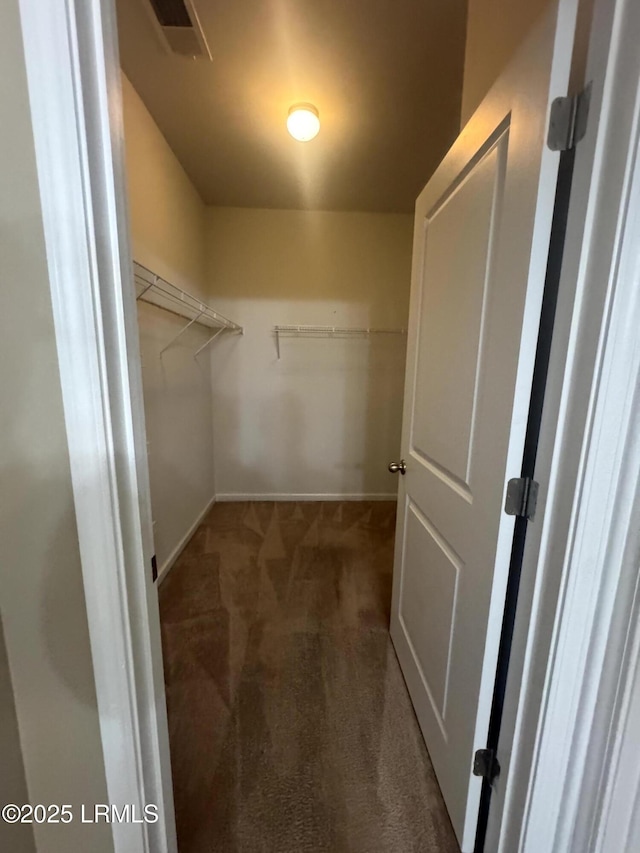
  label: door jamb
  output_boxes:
[486,0,640,848]
[17,0,176,851]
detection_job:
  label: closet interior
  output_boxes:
[115,0,466,849]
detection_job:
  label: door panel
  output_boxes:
[390,3,579,850]
[412,139,505,492]
[399,500,461,725]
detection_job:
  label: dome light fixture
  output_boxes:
[287,103,320,142]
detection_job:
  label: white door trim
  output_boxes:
[17,0,176,851]
[14,0,640,851]
[488,0,640,849]
[521,0,640,843]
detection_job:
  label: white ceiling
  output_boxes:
[116,0,467,213]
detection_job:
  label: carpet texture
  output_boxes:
[159,501,460,853]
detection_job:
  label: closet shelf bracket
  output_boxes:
[194,326,225,357]
[160,308,205,355]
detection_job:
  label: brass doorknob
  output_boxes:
[388,459,407,475]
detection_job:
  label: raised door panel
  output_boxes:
[411,138,506,499]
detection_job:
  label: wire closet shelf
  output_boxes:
[134,261,243,356]
[272,324,406,358]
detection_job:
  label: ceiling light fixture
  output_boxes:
[287,103,320,142]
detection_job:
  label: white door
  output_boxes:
[390,2,580,850]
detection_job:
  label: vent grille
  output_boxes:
[144,0,212,60]
[148,0,191,28]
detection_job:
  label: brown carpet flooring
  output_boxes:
[159,501,460,853]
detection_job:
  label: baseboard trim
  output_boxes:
[215,493,398,502]
[157,495,216,585]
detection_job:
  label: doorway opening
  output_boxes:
[115,0,470,848]
[113,0,576,850]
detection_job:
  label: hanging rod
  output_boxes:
[133,261,243,355]
[272,324,406,359]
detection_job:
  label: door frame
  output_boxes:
[14,1,640,852]
[17,0,176,851]
[487,0,640,849]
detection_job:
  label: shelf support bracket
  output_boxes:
[136,274,157,301]
[159,309,205,355]
[194,326,225,358]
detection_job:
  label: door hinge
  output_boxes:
[473,748,501,783]
[151,554,158,583]
[504,477,539,520]
[547,82,592,151]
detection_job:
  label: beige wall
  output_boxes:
[0,2,112,850]
[121,73,207,297]
[122,74,215,571]
[461,0,551,125]
[206,208,413,498]
[136,302,216,571]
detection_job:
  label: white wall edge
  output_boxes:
[215,493,398,502]
[158,496,215,584]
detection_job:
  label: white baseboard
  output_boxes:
[157,495,216,584]
[215,493,398,502]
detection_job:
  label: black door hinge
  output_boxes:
[504,476,539,520]
[473,748,501,783]
[151,554,158,583]
[547,83,592,151]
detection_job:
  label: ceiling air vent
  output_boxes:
[144,0,212,60]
